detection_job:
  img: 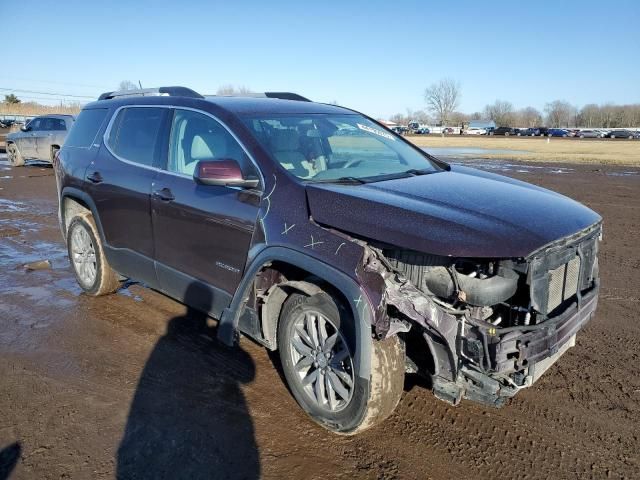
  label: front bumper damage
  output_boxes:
[362,236,600,408]
[452,287,598,407]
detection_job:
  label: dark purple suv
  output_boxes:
[54,86,602,434]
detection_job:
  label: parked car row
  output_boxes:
[486,126,639,139]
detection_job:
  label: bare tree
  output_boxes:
[389,113,408,125]
[216,84,252,95]
[450,111,469,127]
[483,100,515,127]
[516,107,543,128]
[424,78,461,125]
[545,100,576,128]
[118,80,137,91]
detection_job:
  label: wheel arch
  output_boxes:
[219,246,374,380]
[60,187,106,243]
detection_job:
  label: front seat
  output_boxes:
[183,127,228,176]
[269,129,314,178]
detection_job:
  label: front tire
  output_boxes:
[7,144,25,167]
[278,292,405,434]
[67,215,120,296]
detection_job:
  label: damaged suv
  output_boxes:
[54,87,601,434]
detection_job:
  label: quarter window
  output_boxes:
[64,109,109,148]
[107,107,166,167]
[167,109,256,178]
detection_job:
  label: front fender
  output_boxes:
[218,246,374,380]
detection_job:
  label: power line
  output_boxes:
[0,95,85,103]
[0,87,95,99]
[0,76,111,90]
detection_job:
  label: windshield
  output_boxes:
[243,114,441,182]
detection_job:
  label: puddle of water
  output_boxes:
[0,237,68,269]
[606,171,639,177]
[1,285,75,308]
[447,158,575,175]
[0,198,27,212]
[118,281,144,302]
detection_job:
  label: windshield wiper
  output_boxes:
[403,168,435,176]
[313,176,369,184]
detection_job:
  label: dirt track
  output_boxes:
[0,156,639,479]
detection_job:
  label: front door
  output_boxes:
[18,117,42,158]
[151,108,261,316]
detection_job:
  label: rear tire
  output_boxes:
[278,292,405,434]
[7,144,24,167]
[67,214,120,296]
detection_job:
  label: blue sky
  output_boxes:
[2,0,638,118]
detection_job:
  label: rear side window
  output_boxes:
[50,118,67,131]
[65,109,109,148]
[107,107,166,167]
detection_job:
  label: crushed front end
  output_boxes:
[363,222,602,407]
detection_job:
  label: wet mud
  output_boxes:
[0,158,639,479]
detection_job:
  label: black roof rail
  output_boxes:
[98,86,204,101]
[263,92,311,102]
[205,92,311,102]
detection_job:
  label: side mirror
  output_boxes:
[21,125,30,132]
[194,159,259,188]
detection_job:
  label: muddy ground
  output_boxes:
[0,155,639,480]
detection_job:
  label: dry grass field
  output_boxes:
[408,135,640,166]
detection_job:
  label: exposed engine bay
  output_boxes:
[364,222,602,407]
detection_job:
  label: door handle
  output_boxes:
[153,187,175,202]
[86,171,103,184]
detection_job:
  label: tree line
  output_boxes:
[389,78,640,128]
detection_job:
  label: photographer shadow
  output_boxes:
[117,282,259,479]
[0,442,21,480]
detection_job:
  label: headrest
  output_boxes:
[191,133,227,161]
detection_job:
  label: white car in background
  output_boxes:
[577,130,605,138]
[465,127,486,135]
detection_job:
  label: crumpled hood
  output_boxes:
[305,165,601,258]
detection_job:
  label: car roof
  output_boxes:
[32,114,75,120]
[203,96,353,116]
[84,95,355,117]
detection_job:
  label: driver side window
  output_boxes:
[27,118,42,131]
[168,109,255,178]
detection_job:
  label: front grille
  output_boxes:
[530,226,600,317]
[547,256,581,312]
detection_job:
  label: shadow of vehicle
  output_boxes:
[0,442,21,480]
[117,282,259,479]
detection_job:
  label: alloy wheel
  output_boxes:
[289,310,354,412]
[71,225,97,286]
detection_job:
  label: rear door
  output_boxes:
[37,117,67,160]
[90,106,171,285]
[151,108,261,315]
